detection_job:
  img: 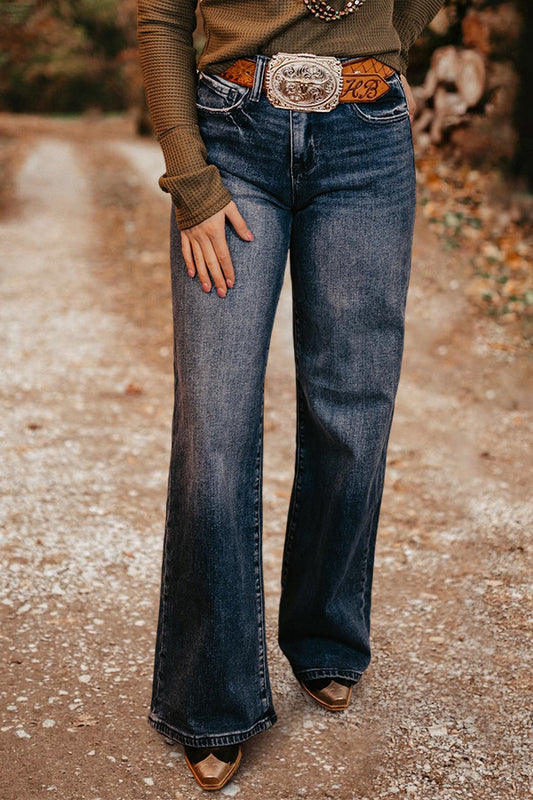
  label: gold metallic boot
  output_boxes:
[184,744,242,791]
[300,678,354,711]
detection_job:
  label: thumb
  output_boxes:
[225,201,254,241]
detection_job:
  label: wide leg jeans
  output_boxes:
[148,54,417,748]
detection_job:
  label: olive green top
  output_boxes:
[137,0,443,229]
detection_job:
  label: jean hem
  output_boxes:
[147,709,277,748]
[294,668,364,683]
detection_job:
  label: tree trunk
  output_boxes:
[513,0,533,188]
[409,1,525,171]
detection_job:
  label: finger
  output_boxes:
[199,235,229,298]
[181,232,196,277]
[190,238,212,293]
[224,201,254,242]
[210,231,236,289]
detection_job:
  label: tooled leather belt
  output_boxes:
[217,52,395,112]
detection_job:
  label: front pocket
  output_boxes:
[347,73,409,125]
[195,71,251,113]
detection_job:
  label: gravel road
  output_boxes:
[0,116,531,800]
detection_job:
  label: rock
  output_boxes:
[428,724,448,737]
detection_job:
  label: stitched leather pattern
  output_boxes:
[218,58,257,88]
[344,57,395,78]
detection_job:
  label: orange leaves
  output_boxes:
[416,147,533,340]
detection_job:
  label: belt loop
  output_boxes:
[250,54,269,102]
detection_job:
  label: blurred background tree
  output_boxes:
[0,0,138,112]
[408,1,527,178]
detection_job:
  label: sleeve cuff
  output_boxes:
[158,125,233,230]
[159,170,233,229]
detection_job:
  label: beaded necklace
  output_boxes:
[303,0,369,22]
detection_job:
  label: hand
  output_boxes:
[179,201,254,298]
[400,73,416,125]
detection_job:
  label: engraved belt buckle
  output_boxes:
[265,52,343,112]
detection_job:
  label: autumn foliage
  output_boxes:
[0,0,139,112]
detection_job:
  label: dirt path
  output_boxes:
[0,117,531,800]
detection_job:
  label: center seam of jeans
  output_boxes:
[253,372,271,713]
[150,404,177,715]
[151,534,169,715]
[280,301,306,588]
[359,406,395,629]
[289,110,295,208]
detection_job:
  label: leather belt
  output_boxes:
[218,52,395,112]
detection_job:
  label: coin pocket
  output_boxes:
[196,71,251,113]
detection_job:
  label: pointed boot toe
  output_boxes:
[184,745,242,791]
[301,679,353,711]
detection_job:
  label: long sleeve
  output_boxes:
[137,0,233,229]
[393,0,444,73]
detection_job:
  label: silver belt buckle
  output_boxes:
[265,52,342,112]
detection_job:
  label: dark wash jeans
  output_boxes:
[148,54,416,748]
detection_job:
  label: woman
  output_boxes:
[137,0,443,791]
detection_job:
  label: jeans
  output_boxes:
[148,54,416,748]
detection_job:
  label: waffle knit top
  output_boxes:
[137,0,443,229]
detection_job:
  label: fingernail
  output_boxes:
[226,278,234,288]
[217,287,226,298]
[202,282,210,292]
[246,231,254,241]
[188,270,195,277]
